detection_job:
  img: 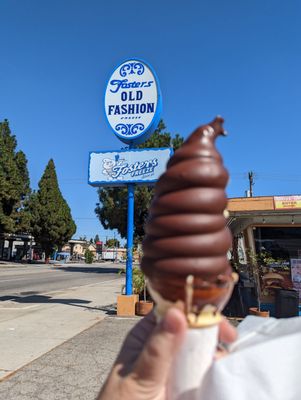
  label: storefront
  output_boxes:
[227,195,301,316]
[0,233,34,261]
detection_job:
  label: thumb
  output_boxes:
[132,307,187,385]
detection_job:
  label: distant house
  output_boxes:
[62,239,86,258]
[87,243,97,258]
[62,239,97,259]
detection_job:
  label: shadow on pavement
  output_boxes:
[0,293,107,311]
[94,304,117,315]
[56,266,122,274]
[0,294,118,315]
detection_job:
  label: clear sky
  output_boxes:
[0,0,300,243]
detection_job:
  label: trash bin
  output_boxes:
[275,289,299,318]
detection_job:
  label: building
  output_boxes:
[61,239,98,259]
[0,233,34,261]
[227,195,301,314]
[228,195,301,263]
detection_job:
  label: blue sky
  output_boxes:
[0,0,300,243]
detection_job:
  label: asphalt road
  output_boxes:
[0,262,122,298]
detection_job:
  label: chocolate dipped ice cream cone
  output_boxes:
[141,116,236,325]
[141,116,237,399]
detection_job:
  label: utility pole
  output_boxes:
[113,230,117,262]
[248,171,254,197]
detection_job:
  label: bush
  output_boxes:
[119,267,147,300]
[85,249,94,264]
[132,268,145,296]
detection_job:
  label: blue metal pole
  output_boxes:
[126,183,135,295]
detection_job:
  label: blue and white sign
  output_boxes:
[104,59,162,145]
[88,148,172,186]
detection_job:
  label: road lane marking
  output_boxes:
[0,275,63,282]
[0,277,35,282]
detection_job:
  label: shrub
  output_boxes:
[85,249,94,264]
[119,267,147,300]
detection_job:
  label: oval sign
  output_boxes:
[104,59,162,145]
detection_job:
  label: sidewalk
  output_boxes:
[0,315,138,400]
[0,275,241,400]
[0,276,125,382]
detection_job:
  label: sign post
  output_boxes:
[126,182,135,295]
[89,58,167,314]
[88,147,173,299]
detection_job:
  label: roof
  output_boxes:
[227,195,301,234]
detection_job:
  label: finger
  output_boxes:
[132,307,187,385]
[115,311,157,372]
[219,318,238,344]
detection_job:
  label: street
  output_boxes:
[0,262,122,298]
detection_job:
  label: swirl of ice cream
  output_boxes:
[141,116,232,305]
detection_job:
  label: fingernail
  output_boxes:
[161,309,180,334]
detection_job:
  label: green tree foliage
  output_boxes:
[84,249,94,264]
[95,121,184,242]
[30,159,76,257]
[0,119,31,233]
[106,238,120,248]
[94,234,100,243]
[136,120,183,151]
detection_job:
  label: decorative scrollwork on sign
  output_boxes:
[115,123,145,136]
[119,62,145,77]
[131,123,144,134]
[115,124,129,135]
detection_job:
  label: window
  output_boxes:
[253,227,301,261]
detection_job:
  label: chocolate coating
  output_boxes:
[141,116,232,303]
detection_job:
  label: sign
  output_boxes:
[260,267,293,304]
[88,148,172,186]
[104,59,162,144]
[291,259,301,300]
[274,195,301,210]
[96,241,103,254]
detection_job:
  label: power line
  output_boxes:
[74,217,98,220]
[58,172,301,188]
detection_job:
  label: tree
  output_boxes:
[0,119,31,233]
[84,249,94,264]
[95,121,184,242]
[106,238,120,248]
[94,234,100,243]
[30,159,76,258]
